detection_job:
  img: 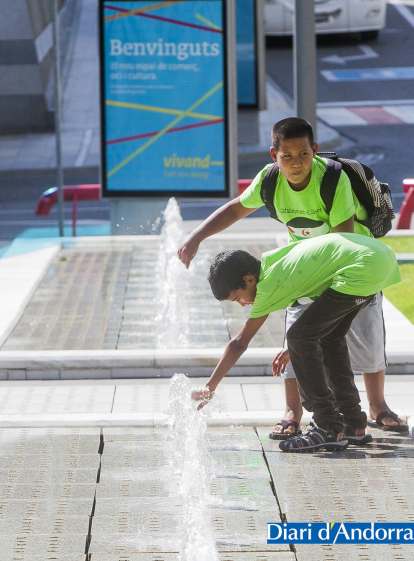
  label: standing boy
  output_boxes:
[192,233,401,452]
[179,118,407,435]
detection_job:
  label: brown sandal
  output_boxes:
[369,411,408,433]
[269,419,299,440]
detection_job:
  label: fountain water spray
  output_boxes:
[155,198,195,348]
[167,373,220,561]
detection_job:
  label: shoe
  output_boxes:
[269,419,299,440]
[368,411,408,433]
[279,424,348,453]
[344,425,373,445]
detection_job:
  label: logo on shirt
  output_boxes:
[286,218,330,240]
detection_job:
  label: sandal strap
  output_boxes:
[376,410,399,425]
[344,425,366,437]
[284,435,311,449]
[285,427,326,449]
[277,419,299,430]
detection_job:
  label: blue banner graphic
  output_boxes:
[101,0,227,195]
[236,0,256,105]
[268,523,414,544]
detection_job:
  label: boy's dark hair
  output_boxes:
[271,117,314,151]
[208,250,261,301]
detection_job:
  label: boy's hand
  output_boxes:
[272,348,290,377]
[177,237,199,269]
[191,388,214,411]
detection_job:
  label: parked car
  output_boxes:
[265,0,387,40]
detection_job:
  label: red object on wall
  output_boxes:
[35,184,101,236]
[237,179,252,195]
[396,179,414,230]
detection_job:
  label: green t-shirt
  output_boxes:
[250,233,401,318]
[240,156,371,242]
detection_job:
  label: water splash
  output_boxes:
[155,198,194,348]
[166,373,220,561]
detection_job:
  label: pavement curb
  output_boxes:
[1,348,414,377]
[0,410,409,429]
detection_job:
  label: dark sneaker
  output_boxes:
[279,425,348,453]
[344,425,373,445]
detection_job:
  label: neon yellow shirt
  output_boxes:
[240,156,371,242]
[250,233,401,318]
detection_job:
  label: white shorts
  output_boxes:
[282,292,386,379]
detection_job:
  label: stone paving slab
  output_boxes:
[209,479,276,504]
[112,385,170,414]
[254,425,414,550]
[0,533,88,559]
[0,245,61,349]
[206,427,263,444]
[208,438,264,452]
[0,385,116,414]
[101,442,174,470]
[88,534,290,554]
[90,511,281,536]
[0,426,101,440]
[0,515,90,534]
[0,467,98,485]
[210,384,248,411]
[211,449,266,470]
[95,480,188,500]
[0,482,97,500]
[241,384,290,412]
[103,427,169,442]
[103,426,262,444]
[87,533,183,554]
[93,498,183,517]
[91,513,183,535]
[0,434,100,456]
[90,554,296,561]
[0,453,100,470]
[212,452,269,478]
[1,240,282,352]
[0,498,95,518]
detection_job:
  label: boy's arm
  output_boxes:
[192,315,268,409]
[178,197,258,269]
[333,215,354,233]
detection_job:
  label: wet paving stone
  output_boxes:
[89,426,285,558]
[257,427,414,560]
[0,428,100,560]
[1,238,285,351]
[89,554,296,561]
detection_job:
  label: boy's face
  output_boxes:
[270,137,318,190]
[227,275,257,307]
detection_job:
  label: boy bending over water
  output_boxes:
[192,233,401,452]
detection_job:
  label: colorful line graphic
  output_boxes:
[106,100,221,121]
[107,118,224,145]
[107,81,223,178]
[104,0,182,22]
[195,13,222,30]
[105,4,222,33]
[103,0,226,194]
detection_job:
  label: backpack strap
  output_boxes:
[320,159,343,215]
[260,163,281,222]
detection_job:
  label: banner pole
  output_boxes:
[52,0,65,237]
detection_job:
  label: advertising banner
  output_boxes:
[100,0,229,197]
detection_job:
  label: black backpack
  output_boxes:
[259,152,395,238]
